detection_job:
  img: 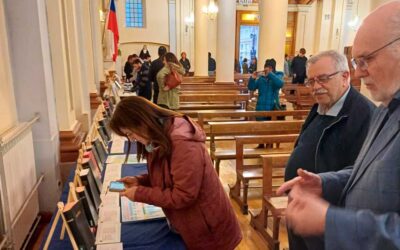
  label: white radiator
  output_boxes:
[0,115,42,249]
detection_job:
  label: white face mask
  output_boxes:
[145,142,154,153]
[143,49,147,53]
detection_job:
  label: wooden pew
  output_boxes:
[180,84,248,92]
[208,120,303,175]
[282,84,315,110]
[250,154,291,250]
[197,110,309,128]
[179,93,250,111]
[231,135,297,214]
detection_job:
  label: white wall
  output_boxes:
[0,0,17,134]
[116,0,170,62]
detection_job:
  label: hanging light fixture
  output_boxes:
[202,0,219,19]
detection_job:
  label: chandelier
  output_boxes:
[202,0,219,19]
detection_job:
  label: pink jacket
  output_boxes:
[134,117,242,250]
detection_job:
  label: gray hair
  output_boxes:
[306,50,349,72]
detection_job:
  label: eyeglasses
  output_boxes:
[305,71,342,87]
[351,36,400,71]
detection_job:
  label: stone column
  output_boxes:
[81,0,101,109]
[258,0,288,71]
[45,0,85,163]
[194,0,209,76]
[89,0,106,90]
[63,0,91,132]
[215,0,235,83]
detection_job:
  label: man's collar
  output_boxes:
[317,86,351,116]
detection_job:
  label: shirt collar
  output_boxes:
[317,86,350,116]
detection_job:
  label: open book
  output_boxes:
[121,197,165,223]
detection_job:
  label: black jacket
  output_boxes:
[285,86,376,181]
[124,62,133,80]
[149,57,165,86]
[291,55,307,77]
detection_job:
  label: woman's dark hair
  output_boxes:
[132,58,142,65]
[163,52,179,64]
[127,55,134,61]
[109,96,182,162]
[243,58,248,63]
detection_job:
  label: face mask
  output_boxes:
[145,142,155,153]
[143,49,147,53]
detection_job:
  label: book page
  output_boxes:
[121,196,165,223]
[100,192,120,207]
[96,222,121,244]
[96,243,123,250]
[106,154,146,164]
[98,206,120,223]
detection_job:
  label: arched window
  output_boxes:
[126,0,145,27]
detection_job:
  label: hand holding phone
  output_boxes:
[109,181,126,192]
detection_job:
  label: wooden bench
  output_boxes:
[231,135,298,214]
[178,103,243,111]
[178,94,250,111]
[282,84,315,110]
[208,120,303,174]
[180,83,248,92]
[250,154,291,250]
[197,110,309,128]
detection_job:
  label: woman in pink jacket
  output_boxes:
[109,96,242,250]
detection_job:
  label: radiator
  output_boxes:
[0,114,42,249]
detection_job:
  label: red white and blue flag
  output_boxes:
[107,0,119,61]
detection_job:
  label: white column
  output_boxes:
[215,0,235,83]
[81,0,98,94]
[4,0,61,212]
[258,0,288,71]
[169,0,177,54]
[194,0,209,76]
[63,0,90,131]
[45,0,77,131]
[90,0,106,88]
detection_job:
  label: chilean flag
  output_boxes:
[107,0,119,61]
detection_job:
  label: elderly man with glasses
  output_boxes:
[284,50,375,250]
[278,1,400,250]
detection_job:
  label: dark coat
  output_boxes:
[149,57,165,86]
[287,86,376,179]
[124,62,133,81]
[179,58,191,74]
[134,117,242,250]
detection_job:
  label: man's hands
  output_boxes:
[286,185,329,236]
[277,168,322,197]
[277,168,328,236]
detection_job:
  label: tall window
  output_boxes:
[126,0,144,28]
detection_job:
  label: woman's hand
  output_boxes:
[163,86,170,91]
[251,71,258,79]
[118,176,139,189]
[120,186,138,201]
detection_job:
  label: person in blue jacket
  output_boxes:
[248,58,284,120]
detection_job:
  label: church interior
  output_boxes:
[0,0,393,249]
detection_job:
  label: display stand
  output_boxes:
[43,202,79,250]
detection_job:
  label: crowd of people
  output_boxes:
[116,2,400,249]
[123,45,188,110]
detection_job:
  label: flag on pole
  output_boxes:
[107,0,119,61]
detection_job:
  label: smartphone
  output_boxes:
[109,181,125,192]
